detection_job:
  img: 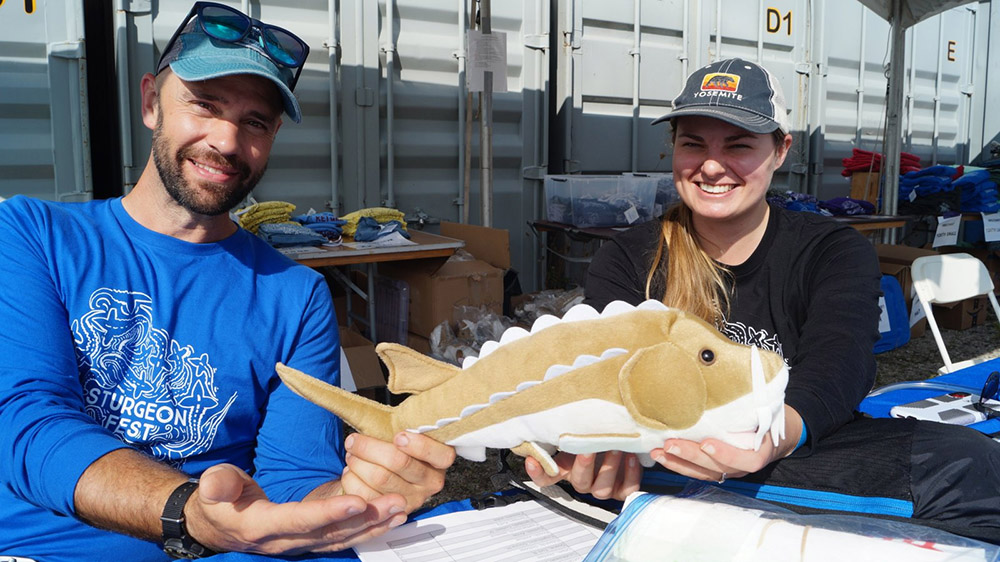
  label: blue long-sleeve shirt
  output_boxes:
[0,196,345,561]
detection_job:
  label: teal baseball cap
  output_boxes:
[156,18,304,123]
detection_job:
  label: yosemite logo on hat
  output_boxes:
[701,72,740,92]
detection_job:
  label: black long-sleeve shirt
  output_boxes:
[583,205,883,450]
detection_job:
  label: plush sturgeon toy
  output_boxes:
[276,300,789,476]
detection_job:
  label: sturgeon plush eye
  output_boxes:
[699,349,716,365]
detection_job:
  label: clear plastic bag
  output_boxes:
[584,484,999,561]
[512,287,586,326]
[428,321,477,365]
[428,306,514,366]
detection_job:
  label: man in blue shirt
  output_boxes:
[0,3,454,560]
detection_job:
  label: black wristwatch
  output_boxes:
[161,478,216,559]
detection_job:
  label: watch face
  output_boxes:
[164,537,213,559]
[163,537,192,558]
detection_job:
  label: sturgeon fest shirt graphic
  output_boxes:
[71,288,237,463]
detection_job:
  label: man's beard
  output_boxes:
[151,117,266,217]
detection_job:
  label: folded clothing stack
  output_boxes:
[766,190,825,214]
[257,222,329,247]
[235,201,297,234]
[898,165,962,214]
[898,165,961,198]
[293,212,347,243]
[766,191,874,216]
[339,207,408,238]
[953,168,1000,213]
[841,148,922,176]
[353,216,410,241]
[818,197,875,216]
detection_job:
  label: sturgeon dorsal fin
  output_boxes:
[376,342,462,394]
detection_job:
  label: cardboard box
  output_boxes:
[339,325,385,391]
[850,172,881,205]
[379,222,511,338]
[406,331,432,355]
[875,243,939,266]
[331,293,348,326]
[441,221,511,271]
[932,296,989,331]
[875,244,939,339]
[875,244,940,304]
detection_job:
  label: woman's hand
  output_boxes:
[650,405,803,482]
[524,450,643,501]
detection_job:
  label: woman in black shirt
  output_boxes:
[526,58,1000,544]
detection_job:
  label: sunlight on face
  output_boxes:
[151,73,282,217]
[672,115,789,225]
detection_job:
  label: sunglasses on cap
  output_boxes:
[974,371,1000,421]
[158,1,309,90]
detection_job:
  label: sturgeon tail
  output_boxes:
[275,363,396,441]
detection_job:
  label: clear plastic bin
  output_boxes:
[544,174,658,228]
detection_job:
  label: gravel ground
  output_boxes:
[873,313,1000,386]
[422,311,1000,508]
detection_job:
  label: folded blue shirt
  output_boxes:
[353,217,410,241]
[257,222,329,247]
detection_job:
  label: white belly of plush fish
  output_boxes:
[439,357,788,466]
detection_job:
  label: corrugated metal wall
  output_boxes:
[558,0,808,189]
[116,1,342,204]
[0,0,91,202]
[969,0,1000,164]
[821,1,978,198]
[560,0,982,201]
[113,0,547,290]
[377,0,549,291]
[2,0,997,290]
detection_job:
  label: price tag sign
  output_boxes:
[932,215,960,248]
[983,212,1000,242]
[909,298,926,327]
[877,296,891,333]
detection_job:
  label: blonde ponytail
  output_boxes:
[644,203,731,325]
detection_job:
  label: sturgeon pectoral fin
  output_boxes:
[511,441,560,477]
[620,341,705,430]
[375,342,462,394]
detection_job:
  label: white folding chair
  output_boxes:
[911,252,1000,374]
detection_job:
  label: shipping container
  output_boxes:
[0,0,91,202]
[1,0,997,291]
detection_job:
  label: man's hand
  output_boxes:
[524,451,643,501]
[74,450,407,556]
[185,463,408,555]
[335,432,456,512]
